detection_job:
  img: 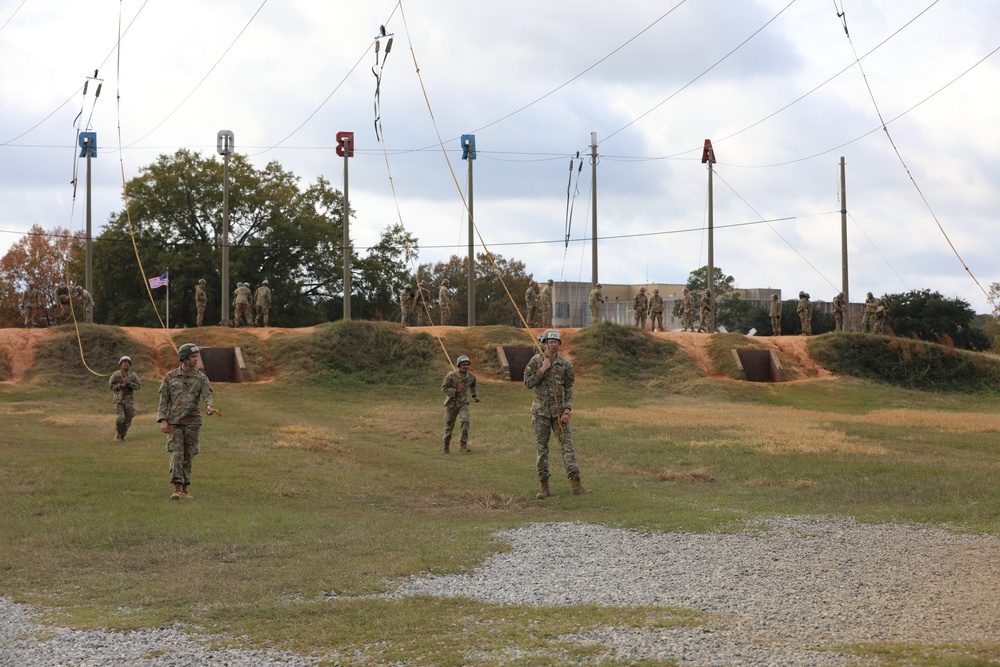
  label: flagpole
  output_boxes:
[166,268,170,330]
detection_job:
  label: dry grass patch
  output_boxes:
[591,405,888,455]
[355,415,436,443]
[747,477,817,488]
[608,464,717,484]
[42,413,109,428]
[846,408,1000,432]
[468,490,532,510]
[273,424,348,453]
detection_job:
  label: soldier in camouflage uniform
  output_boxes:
[441,354,479,453]
[681,287,695,332]
[438,279,451,326]
[588,283,603,325]
[525,280,538,327]
[20,282,42,328]
[414,282,431,326]
[195,279,208,327]
[632,287,648,328]
[73,285,94,324]
[157,343,215,500]
[523,329,591,499]
[796,291,812,336]
[233,282,252,327]
[873,298,888,334]
[254,279,272,327]
[109,355,141,441]
[539,279,554,327]
[833,291,847,332]
[696,289,713,333]
[861,292,877,333]
[649,288,664,332]
[400,283,413,325]
[55,282,71,322]
[769,293,782,336]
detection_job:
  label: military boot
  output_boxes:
[114,431,123,442]
[170,484,183,500]
[570,475,592,495]
[180,485,194,500]
[535,476,550,500]
[459,443,471,453]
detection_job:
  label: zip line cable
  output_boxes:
[847,212,909,293]
[834,5,998,313]
[0,0,29,34]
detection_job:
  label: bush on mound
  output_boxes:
[571,321,698,387]
[270,320,439,384]
[810,331,1000,393]
[25,325,156,387]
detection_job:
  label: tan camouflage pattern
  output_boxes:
[441,368,477,448]
[110,369,141,438]
[524,351,579,480]
[254,284,272,327]
[157,366,213,487]
[195,284,208,326]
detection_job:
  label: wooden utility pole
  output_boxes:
[702,140,716,333]
[337,132,354,320]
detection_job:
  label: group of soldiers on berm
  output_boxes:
[17,278,273,329]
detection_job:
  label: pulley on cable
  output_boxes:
[372,25,394,141]
[563,151,583,249]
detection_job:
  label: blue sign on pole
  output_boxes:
[461,134,476,160]
[79,132,97,158]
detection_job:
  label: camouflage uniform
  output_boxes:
[588,284,603,325]
[414,283,431,326]
[861,293,876,333]
[55,283,71,321]
[157,363,213,491]
[254,281,272,327]
[525,281,538,327]
[697,290,713,333]
[21,284,42,328]
[796,292,812,335]
[873,299,888,334]
[833,292,847,332]
[539,280,554,327]
[769,294,782,336]
[234,283,252,326]
[438,281,451,326]
[195,280,208,327]
[441,363,478,453]
[681,290,695,332]
[73,286,94,324]
[400,285,413,325]
[632,288,648,328]
[523,350,580,481]
[649,289,664,331]
[109,362,141,441]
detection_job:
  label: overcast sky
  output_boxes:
[2,0,998,312]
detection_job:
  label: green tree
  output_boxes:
[416,252,533,326]
[88,149,355,327]
[351,224,420,321]
[883,289,989,351]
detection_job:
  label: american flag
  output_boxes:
[148,272,169,289]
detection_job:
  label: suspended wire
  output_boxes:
[0,0,29,34]
[847,212,909,292]
[834,4,998,313]
[124,0,270,149]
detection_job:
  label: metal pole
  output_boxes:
[85,140,93,295]
[467,139,475,327]
[707,161,715,333]
[342,136,351,320]
[590,132,599,287]
[222,154,230,322]
[840,156,850,329]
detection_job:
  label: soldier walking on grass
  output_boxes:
[254,279,272,327]
[441,355,479,453]
[195,279,208,327]
[524,329,591,499]
[109,355,141,441]
[157,343,214,501]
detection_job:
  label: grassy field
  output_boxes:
[2,322,999,666]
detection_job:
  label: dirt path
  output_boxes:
[0,328,55,383]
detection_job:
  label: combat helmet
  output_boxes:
[198,278,206,284]
[595,283,601,288]
[539,329,562,344]
[118,355,132,365]
[262,279,269,285]
[177,343,200,361]
[456,355,471,366]
[442,279,450,286]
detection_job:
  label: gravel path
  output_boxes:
[3,516,998,666]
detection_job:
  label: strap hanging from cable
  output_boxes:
[372,26,394,141]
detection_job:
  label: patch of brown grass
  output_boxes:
[746,477,817,488]
[609,465,717,484]
[468,490,531,510]
[273,424,348,453]
[844,408,1000,432]
[42,413,108,428]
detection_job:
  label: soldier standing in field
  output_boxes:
[525,280,538,327]
[21,282,42,327]
[55,282,71,322]
[873,298,888,334]
[414,282,431,326]
[632,287,649,329]
[73,285,94,324]
[681,287,695,332]
[233,282,252,327]
[195,279,208,327]
[441,355,479,454]
[157,343,214,501]
[697,289,713,333]
[649,288,664,332]
[254,279,272,327]
[588,283,604,325]
[400,283,413,325]
[797,291,812,336]
[524,329,590,499]
[769,293,782,336]
[540,279,554,327]
[833,291,847,332]
[109,355,141,441]
[861,292,877,333]
[438,279,451,326]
